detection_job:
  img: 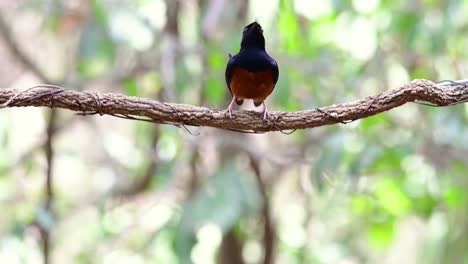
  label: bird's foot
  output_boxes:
[262,102,270,120]
[262,109,270,119]
[226,97,236,119]
[226,106,233,119]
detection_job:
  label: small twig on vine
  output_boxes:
[83,91,103,115]
[412,101,439,107]
[352,93,382,121]
[269,115,297,134]
[315,107,349,124]
[277,128,296,135]
[0,84,64,108]
[436,79,468,87]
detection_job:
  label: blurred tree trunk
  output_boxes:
[218,230,245,264]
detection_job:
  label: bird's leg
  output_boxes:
[226,97,236,118]
[262,101,270,119]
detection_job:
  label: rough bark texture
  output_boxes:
[1,79,467,132]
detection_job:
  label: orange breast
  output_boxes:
[229,67,275,101]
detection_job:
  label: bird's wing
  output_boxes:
[269,56,279,84]
[225,54,238,96]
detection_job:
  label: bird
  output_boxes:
[225,21,279,119]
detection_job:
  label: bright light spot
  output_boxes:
[92,167,116,192]
[427,212,448,241]
[191,243,210,264]
[361,78,380,95]
[157,134,177,161]
[402,155,438,196]
[344,134,364,154]
[373,10,392,30]
[138,0,167,30]
[352,0,380,14]
[382,128,412,147]
[316,243,345,264]
[424,10,442,31]
[0,179,10,200]
[242,240,262,263]
[191,223,222,264]
[0,236,42,264]
[139,203,173,231]
[279,204,306,248]
[387,62,410,88]
[434,57,456,81]
[280,223,306,248]
[82,56,110,76]
[389,105,418,126]
[249,0,279,30]
[179,0,198,45]
[103,250,145,264]
[104,132,142,167]
[103,207,133,234]
[294,0,332,20]
[184,55,203,76]
[0,238,22,264]
[109,10,154,50]
[5,107,44,161]
[334,16,377,61]
[196,223,223,247]
[55,155,89,199]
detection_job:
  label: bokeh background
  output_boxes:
[1,0,468,263]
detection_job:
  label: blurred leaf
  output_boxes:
[311,133,346,191]
[174,163,260,261]
[374,178,411,216]
[278,0,303,53]
[410,65,430,79]
[350,194,373,215]
[359,114,390,133]
[13,202,35,227]
[175,59,191,94]
[205,75,224,104]
[444,185,466,208]
[207,47,225,69]
[412,194,437,218]
[78,2,115,79]
[205,44,226,104]
[392,11,420,48]
[371,147,407,172]
[367,219,395,249]
[140,71,161,97]
[123,78,139,97]
[91,0,108,25]
[152,224,179,263]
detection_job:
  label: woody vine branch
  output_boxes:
[0,79,467,133]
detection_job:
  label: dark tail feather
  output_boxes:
[254,101,262,107]
[236,99,244,105]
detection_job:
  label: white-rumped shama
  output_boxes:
[225,22,279,119]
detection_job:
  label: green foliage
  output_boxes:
[78,20,115,78]
[123,77,139,97]
[175,164,260,261]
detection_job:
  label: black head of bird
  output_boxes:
[241,21,265,50]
